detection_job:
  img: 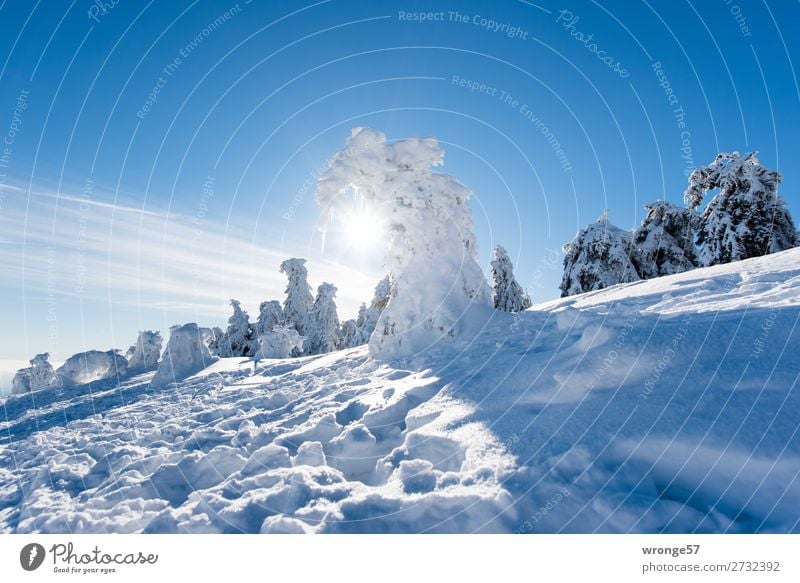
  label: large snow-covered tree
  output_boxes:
[216,299,258,357]
[315,127,492,358]
[126,330,163,373]
[491,245,532,312]
[302,282,341,355]
[559,211,640,297]
[256,325,305,359]
[152,323,217,386]
[12,353,56,394]
[280,258,314,335]
[255,300,283,337]
[685,152,798,266]
[631,201,698,279]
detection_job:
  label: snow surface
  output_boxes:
[1,248,798,533]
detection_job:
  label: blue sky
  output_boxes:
[0,0,798,379]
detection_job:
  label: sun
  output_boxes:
[343,206,383,248]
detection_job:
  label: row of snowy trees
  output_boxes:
[11,331,162,395]
[560,152,799,297]
[11,258,395,393]
[211,258,394,361]
[11,244,529,395]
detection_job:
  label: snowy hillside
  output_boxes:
[1,248,799,533]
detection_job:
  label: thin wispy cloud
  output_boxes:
[0,184,380,334]
[28,189,162,217]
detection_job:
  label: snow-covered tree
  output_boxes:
[685,152,798,266]
[256,325,305,359]
[315,127,492,358]
[337,316,360,349]
[216,299,258,357]
[201,326,224,352]
[11,370,31,395]
[631,201,698,279]
[152,323,217,386]
[280,258,314,335]
[126,330,163,373]
[56,350,128,387]
[302,282,340,355]
[559,211,640,297]
[339,275,393,349]
[491,245,532,312]
[255,300,283,337]
[11,353,56,394]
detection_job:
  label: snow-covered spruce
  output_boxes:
[256,325,305,359]
[337,317,359,350]
[255,300,283,337]
[491,245,532,312]
[152,323,217,387]
[56,350,128,387]
[302,282,340,355]
[359,275,391,342]
[315,127,491,358]
[125,330,163,374]
[215,299,258,358]
[559,211,640,297]
[339,275,393,349]
[280,258,314,337]
[11,353,56,395]
[201,326,224,353]
[685,151,798,266]
[631,201,698,279]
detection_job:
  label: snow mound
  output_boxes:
[56,350,128,387]
[1,248,799,533]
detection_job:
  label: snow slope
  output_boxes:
[1,248,799,533]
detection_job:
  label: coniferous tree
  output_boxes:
[685,152,798,266]
[355,276,392,345]
[256,325,305,359]
[302,283,340,355]
[216,299,258,357]
[255,300,283,337]
[201,326,224,353]
[12,353,56,394]
[152,323,217,386]
[126,330,163,373]
[491,245,532,312]
[631,201,698,279]
[280,258,314,335]
[316,128,491,358]
[559,211,640,297]
[337,317,360,350]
